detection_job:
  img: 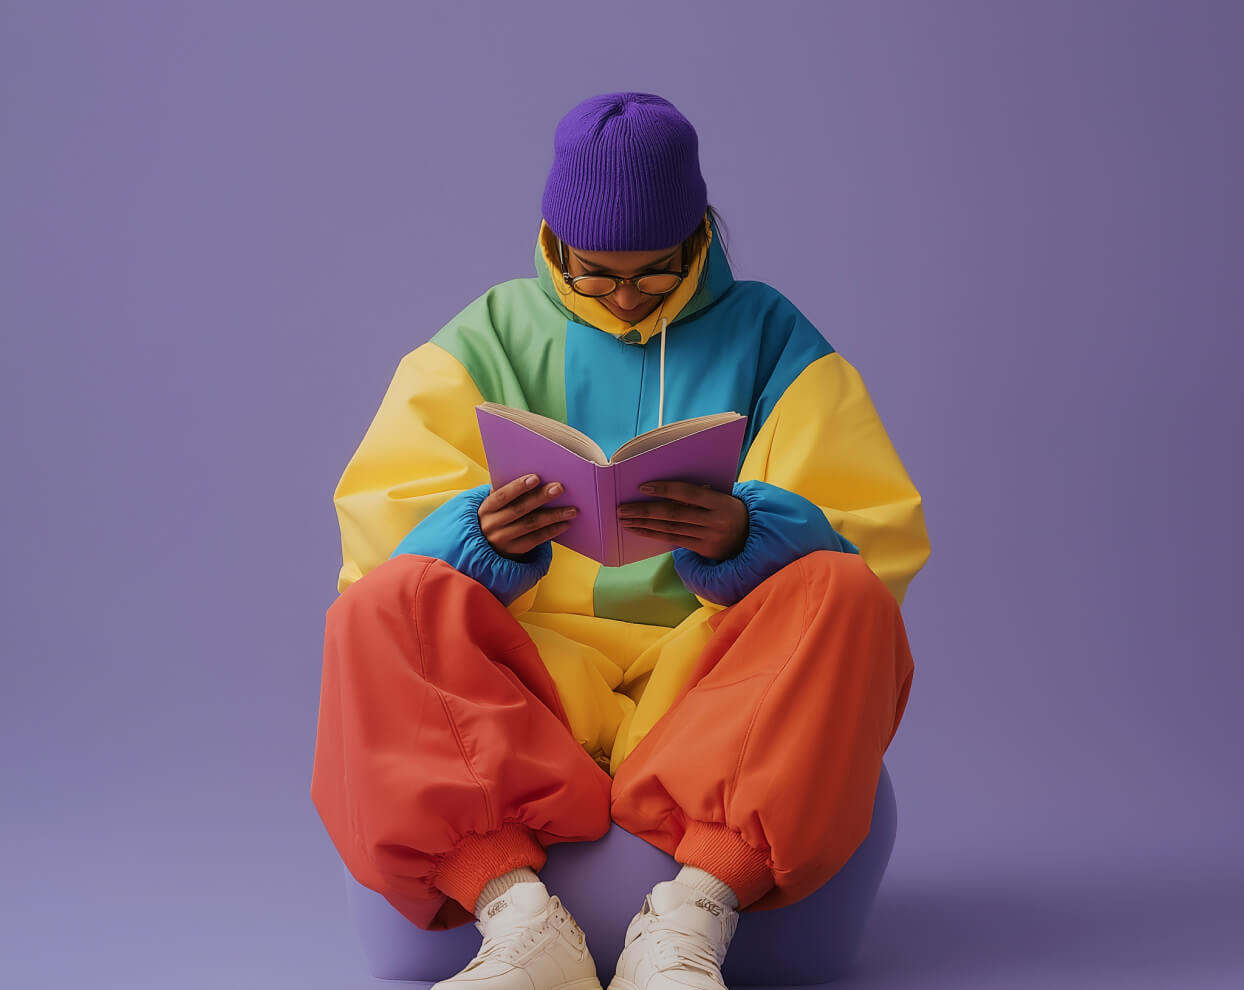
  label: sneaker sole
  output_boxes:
[558,978,605,990]
[436,979,601,990]
[606,978,639,990]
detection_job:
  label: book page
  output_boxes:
[610,412,744,463]
[477,403,609,464]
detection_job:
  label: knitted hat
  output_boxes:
[542,92,707,252]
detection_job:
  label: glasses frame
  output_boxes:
[558,240,691,298]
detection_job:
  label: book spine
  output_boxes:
[594,463,619,567]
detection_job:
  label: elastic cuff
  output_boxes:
[672,481,856,607]
[432,823,548,916]
[675,821,773,909]
[452,487,554,592]
[389,485,552,606]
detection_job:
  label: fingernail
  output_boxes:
[639,484,656,493]
[525,475,538,487]
[548,483,563,496]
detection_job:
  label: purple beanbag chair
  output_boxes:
[345,763,896,988]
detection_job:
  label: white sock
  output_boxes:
[675,865,739,911]
[475,867,542,913]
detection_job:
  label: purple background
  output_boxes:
[4,1,1241,987]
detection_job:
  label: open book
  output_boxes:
[476,402,747,567]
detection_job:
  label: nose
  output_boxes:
[613,281,643,309]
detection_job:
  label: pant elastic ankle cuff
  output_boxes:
[433,824,547,915]
[676,821,773,909]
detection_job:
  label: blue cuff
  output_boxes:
[389,484,552,607]
[671,480,858,606]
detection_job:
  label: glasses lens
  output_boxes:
[571,276,617,297]
[635,273,681,295]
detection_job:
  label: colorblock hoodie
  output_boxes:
[332,215,930,772]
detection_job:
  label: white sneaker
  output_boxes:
[607,880,738,990]
[431,882,603,990]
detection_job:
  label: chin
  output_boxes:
[610,303,655,321]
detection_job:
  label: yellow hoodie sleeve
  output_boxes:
[333,341,491,592]
[737,351,930,605]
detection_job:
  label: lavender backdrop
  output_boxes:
[3,1,1241,987]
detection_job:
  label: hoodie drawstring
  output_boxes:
[658,317,668,428]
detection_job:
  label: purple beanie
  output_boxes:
[542,92,708,252]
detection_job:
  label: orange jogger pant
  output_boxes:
[311,549,914,931]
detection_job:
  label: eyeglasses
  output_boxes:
[558,241,689,298]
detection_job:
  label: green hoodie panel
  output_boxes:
[431,279,567,422]
[592,554,703,627]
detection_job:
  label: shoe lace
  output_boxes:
[473,926,535,965]
[649,922,726,981]
[471,901,572,967]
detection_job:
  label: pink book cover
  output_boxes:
[476,404,747,567]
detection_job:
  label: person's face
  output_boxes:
[562,242,685,323]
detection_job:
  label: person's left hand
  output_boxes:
[618,481,749,561]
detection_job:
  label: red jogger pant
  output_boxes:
[311,549,914,931]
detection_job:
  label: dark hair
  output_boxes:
[684,204,731,266]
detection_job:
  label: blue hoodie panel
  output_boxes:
[565,283,843,622]
[563,282,834,470]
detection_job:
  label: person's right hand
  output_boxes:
[478,474,578,561]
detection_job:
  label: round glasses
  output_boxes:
[558,243,689,298]
[564,271,685,297]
